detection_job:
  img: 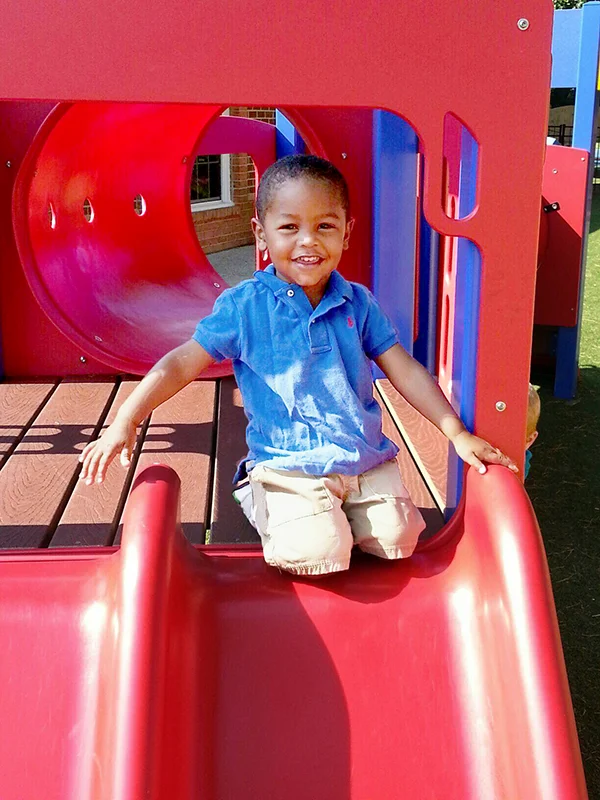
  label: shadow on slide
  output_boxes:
[0,465,587,799]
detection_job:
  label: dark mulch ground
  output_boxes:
[529,193,600,796]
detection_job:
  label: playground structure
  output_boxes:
[0,1,591,798]
[534,3,600,398]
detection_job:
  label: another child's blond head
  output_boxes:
[527,384,541,438]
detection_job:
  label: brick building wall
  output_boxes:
[192,107,275,254]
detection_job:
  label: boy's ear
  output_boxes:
[251,217,268,252]
[525,430,538,449]
[342,217,355,250]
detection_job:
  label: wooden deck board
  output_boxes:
[376,379,449,511]
[114,381,217,546]
[209,376,259,544]
[0,381,57,468]
[376,391,444,537]
[0,380,116,548]
[50,380,143,548]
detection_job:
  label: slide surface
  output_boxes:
[0,466,587,799]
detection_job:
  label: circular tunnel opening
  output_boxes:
[190,144,259,288]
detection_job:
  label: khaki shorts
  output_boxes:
[249,460,426,576]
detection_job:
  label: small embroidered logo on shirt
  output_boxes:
[347,317,354,328]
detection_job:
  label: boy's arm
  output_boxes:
[375,344,517,474]
[79,339,214,484]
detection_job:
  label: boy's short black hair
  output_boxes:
[256,154,350,220]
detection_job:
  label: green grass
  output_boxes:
[528,192,600,793]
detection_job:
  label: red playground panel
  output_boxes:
[535,145,590,327]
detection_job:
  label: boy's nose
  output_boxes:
[300,231,317,245]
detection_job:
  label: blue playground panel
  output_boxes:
[551,3,600,399]
[275,109,306,158]
[371,111,481,514]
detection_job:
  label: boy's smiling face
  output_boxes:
[252,177,354,307]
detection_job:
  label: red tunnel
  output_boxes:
[13,103,283,376]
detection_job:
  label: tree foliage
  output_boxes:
[553,0,585,8]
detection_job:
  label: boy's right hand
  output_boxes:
[78,417,137,485]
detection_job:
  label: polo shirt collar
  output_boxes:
[254,264,353,307]
[326,268,353,301]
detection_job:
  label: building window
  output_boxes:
[190,153,232,211]
[191,155,221,202]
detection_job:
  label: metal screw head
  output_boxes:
[552,168,558,174]
[5,161,11,168]
[213,282,220,288]
[495,401,507,412]
[341,153,348,160]
[80,356,87,364]
[517,18,529,31]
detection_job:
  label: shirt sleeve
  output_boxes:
[192,290,241,362]
[361,289,400,360]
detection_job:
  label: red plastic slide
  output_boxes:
[0,465,586,799]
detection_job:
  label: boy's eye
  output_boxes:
[319,223,335,230]
[279,224,297,231]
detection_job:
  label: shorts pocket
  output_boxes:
[250,466,333,529]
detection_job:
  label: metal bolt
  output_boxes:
[517,18,529,31]
[341,153,348,160]
[552,168,558,174]
[80,356,87,364]
[581,157,586,162]
[213,282,220,288]
[94,335,103,342]
[182,156,188,164]
[5,161,11,168]
[495,401,507,412]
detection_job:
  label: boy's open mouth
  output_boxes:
[293,256,324,265]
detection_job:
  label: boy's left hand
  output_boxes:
[451,430,518,475]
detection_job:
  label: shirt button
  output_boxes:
[287,289,294,297]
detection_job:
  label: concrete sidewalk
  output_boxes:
[208,245,256,287]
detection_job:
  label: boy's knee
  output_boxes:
[264,512,353,576]
[351,496,425,559]
[250,466,354,576]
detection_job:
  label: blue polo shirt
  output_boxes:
[193,265,400,476]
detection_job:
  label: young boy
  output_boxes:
[80,155,517,576]
[525,383,541,479]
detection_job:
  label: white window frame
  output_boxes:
[190,154,233,212]
[191,109,234,212]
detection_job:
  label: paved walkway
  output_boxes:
[208,245,256,286]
